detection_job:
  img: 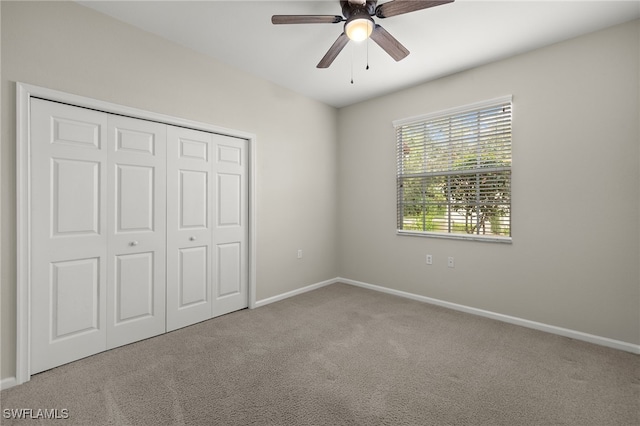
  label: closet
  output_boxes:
[29,98,248,374]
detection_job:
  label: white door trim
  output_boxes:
[16,82,258,385]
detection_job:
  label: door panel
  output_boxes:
[50,258,101,339]
[30,99,108,374]
[217,173,242,226]
[116,164,155,232]
[107,116,166,349]
[217,144,242,165]
[180,170,208,228]
[52,117,102,149]
[52,159,101,236]
[115,127,156,155]
[115,252,155,323]
[180,137,208,161]
[216,243,241,297]
[166,127,213,331]
[212,135,249,316]
[179,246,209,307]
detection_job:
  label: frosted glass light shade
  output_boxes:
[345,17,373,42]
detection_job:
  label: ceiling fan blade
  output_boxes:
[375,0,454,19]
[317,33,350,68]
[272,15,344,25]
[370,25,409,61]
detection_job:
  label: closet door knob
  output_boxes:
[189,236,196,241]
[130,241,139,246]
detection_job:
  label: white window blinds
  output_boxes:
[395,96,512,241]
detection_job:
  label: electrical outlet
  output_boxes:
[426,254,433,265]
[448,256,454,268]
[297,249,303,259]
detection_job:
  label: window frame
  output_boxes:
[394,96,513,243]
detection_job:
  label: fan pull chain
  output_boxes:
[366,37,370,70]
[350,43,354,84]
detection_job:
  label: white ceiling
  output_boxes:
[78,0,640,108]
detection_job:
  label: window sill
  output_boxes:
[396,230,513,244]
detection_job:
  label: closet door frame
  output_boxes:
[16,82,257,385]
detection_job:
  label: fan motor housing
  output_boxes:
[340,0,377,19]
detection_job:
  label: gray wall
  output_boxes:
[337,19,639,345]
[1,1,338,380]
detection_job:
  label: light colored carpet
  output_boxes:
[1,283,639,425]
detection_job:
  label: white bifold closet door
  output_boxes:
[166,127,214,331]
[29,98,248,374]
[30,100,109,374]
[166,127,248,331]
[30,100,167,372]
[106,115,166,349]
[211,134,249,316]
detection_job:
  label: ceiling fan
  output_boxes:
[272,0,454,68]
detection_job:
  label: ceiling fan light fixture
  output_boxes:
[345,16,373,42]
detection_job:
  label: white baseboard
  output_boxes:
[338,277,640,355]
[1,376,17,391]
[254,278,339,308]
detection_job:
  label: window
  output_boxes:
[395,96,512,242]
